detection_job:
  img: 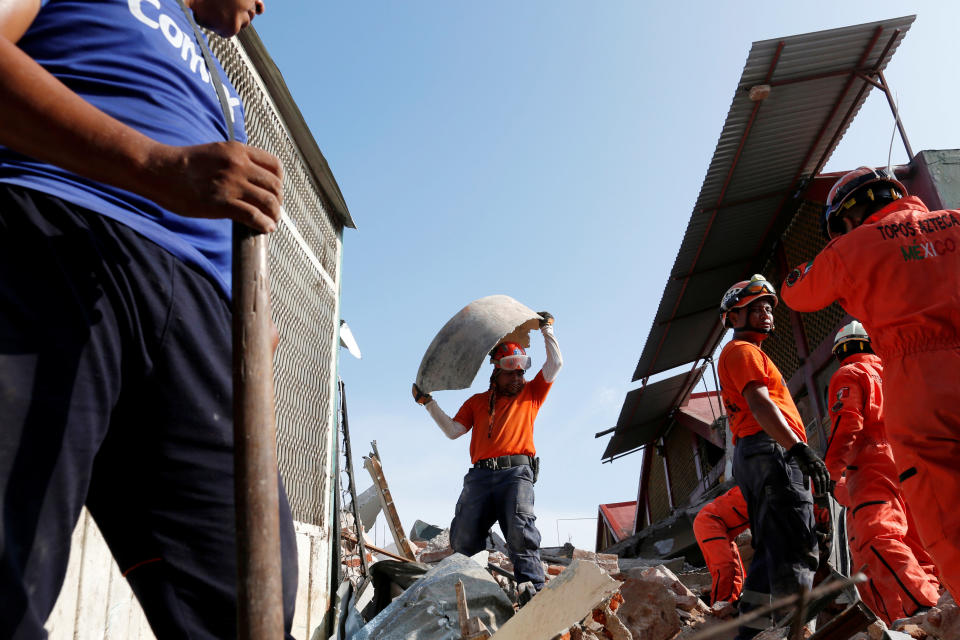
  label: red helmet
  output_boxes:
[490,342,531,370]
[823,166,906,239]
[719,274,778,328]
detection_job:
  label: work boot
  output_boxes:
[517,581,536,608]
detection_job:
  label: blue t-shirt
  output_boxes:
[0,0,247,296]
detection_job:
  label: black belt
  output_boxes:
[474,454,533,470]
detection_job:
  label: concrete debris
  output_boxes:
[883,591,960,640]
[751,627,792,640]
[342,507,891,640]
[491,560,621,640]
[351,553,513,640]
[615,568,682,640]
[572,548,620,574]
[410,519,445,543]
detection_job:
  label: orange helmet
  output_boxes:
[489,342,531,370]
[720,274,778,328]
[823,166,906,239]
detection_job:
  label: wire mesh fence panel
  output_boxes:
[647,448,671,524]
[783,202,847,367]
[666,428,699,509]
[209,34,342,531]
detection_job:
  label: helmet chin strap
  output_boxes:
[733,317,774,337]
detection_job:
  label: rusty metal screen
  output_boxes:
[647,449,671,524]
[209,35,342,528]
[665,429,699,509]
[762,201,846,382]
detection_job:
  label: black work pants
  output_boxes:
[0,186,298,639]
[449,465,545,589]
[733,432,818,640]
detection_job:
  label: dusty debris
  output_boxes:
[616,568,682,640]
[884,591,960,640]
[572,548,620,574]
[491,559,621,640]
[456,579,493,640]
[351,553,513,640]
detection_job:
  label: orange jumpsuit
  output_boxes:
[782,196,960,600]
[826,353,939,623]
[693,486,750,604]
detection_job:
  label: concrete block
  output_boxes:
[420,547,455,563]
[617,574,680,640]
[634,565,709,614]
[491,560,621,640]
[922,601,960,640]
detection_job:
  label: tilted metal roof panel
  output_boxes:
[601,366,706,460]
[632,16,913,382]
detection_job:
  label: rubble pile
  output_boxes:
[873,591,960,640]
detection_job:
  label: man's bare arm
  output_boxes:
[0,0,282,232]
[744,381,830,495]
[742,382,801,450]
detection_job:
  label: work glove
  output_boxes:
[411,383,432,406]
[813,495,833,552]
[537,311,554,328]
[787,442,831,497]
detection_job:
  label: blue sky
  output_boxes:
[254,2,960,549]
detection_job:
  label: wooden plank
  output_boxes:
[44,510,86,637]
[291,527,312,639]
[104,543,154,640]
[74,513,113,635]
[362,454,416,560]
[306,522,329,639]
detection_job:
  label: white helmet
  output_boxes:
[833,320,870,359]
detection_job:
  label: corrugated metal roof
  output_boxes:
[600,366,705,461]
[633,16,914,381]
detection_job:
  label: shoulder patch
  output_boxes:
[785,261,813,287]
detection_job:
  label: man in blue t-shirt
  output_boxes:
[0,1,298,637]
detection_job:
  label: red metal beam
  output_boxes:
[878,69,914,160]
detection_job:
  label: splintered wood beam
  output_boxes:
[363,448,417,561]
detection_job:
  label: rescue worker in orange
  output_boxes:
[412,312,561,603]
[717,275,829,640]
[781,166,960,600]
[825,321,940,624]
[693,485,749,608]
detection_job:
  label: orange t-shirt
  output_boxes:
[454,370,552,463]
[717,340,807,444]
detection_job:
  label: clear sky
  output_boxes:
[254,2,960,550]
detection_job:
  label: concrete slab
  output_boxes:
[490,560,620,640]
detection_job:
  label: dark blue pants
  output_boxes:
[449,465,544,589]
[733,432,818,639]
[0,186,298,639]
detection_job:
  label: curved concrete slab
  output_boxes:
[416,295,540,394]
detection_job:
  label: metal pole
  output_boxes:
[232,225,284,639]
[877,69,914,161]
[339,380,370,577]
